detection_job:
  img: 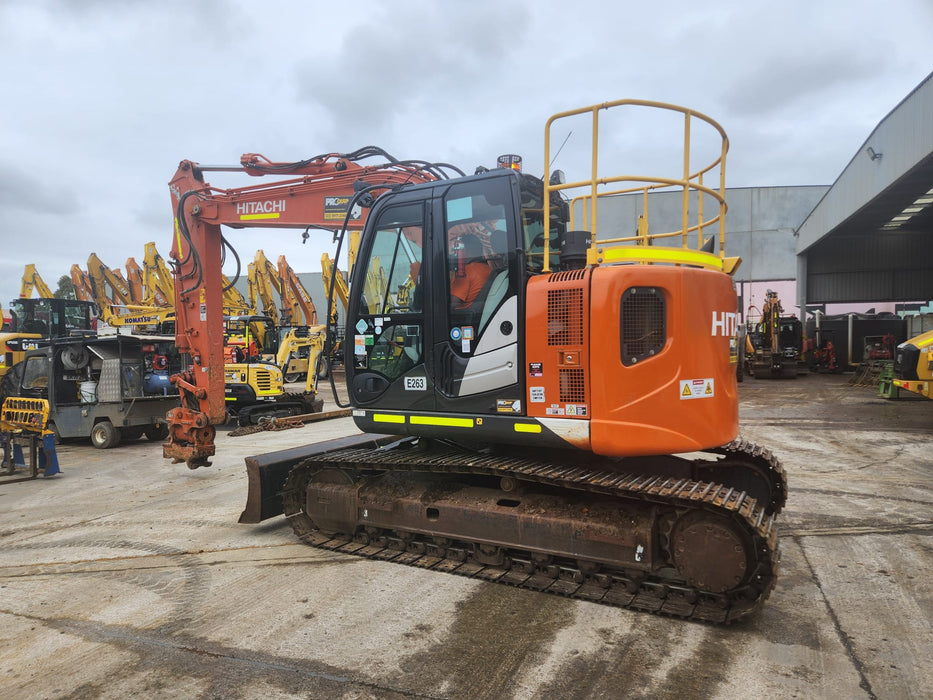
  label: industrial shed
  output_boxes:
[795,70,933,308]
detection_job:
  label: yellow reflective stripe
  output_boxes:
[514,423,542,433]
[373,413,406,424]
[240,212,281,221]
[410,415,474,428]
[588,246,724,271]
[174,217,183,255]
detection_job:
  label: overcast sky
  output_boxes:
[1,0,931,308]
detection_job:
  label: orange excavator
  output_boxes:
[166,103,785,623]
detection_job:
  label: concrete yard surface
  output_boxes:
[0,374,930,699]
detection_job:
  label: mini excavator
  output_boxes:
[166,101,786,623]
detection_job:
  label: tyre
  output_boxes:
[122,426,145,441]
[90,421,122,449]
[316,356,330,380]
[144,423,170,441]
[283,354,304,383]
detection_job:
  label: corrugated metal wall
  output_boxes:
[806,232,933,302]
[589,186,827,282]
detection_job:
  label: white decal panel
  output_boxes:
[680,378,715,399]
[405,376,427,391]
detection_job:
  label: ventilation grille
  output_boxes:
[253,369,275,391]
[547,287,584,346]
[620,287,666,366]
[559,368,586,403]
[549,269,586,283]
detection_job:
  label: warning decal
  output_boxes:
[679,378,715,400]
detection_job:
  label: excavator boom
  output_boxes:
[165,151,457,466]
[20,265,55,299]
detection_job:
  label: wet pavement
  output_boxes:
[0,373,930,699]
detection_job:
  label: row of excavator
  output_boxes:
[1,242,347,433]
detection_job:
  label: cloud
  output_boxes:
[0,162,81,215]
[720,46,891,119]
[292,1,530,139]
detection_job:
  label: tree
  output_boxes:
[55,275,76,300]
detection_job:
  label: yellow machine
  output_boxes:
[320,253,349,325]
[248,250,281,326]
[124,257,144,303]
[20,265,55,299]
[893,329,933,398]
[86,253,133,311]
[277,255,318,326]
[222,314,321,425]
[141,242,176,308]
[70,265,96,303]
[1,397,60,481]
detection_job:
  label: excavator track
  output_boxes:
[703,438,787,515]
[282,440,781,624]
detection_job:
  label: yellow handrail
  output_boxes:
[543,99,734,273]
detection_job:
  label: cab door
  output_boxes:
[429,173,524,416]
[345,198,434,411]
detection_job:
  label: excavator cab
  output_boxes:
[346,170,524,417]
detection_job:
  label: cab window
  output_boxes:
[354,203,424,380]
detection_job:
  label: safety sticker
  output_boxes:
[496,399,522,413]
[356,319,368,334]
[354,334,371,355]
[565,404,588,416]
[529,386,546,403]
[680,378,714,399]
[529,362,543,377]
[450,327,462,341]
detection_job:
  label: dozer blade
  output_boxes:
[238,432,398,523]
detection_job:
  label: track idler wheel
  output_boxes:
[303,468,360,534]
[670,510,752,594]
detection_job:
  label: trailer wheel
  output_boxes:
[122,426,145,441]
[90,421,122,449]
[145,424,170,441]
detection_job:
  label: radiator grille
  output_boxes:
[620,287,666,365]
[559,368,586,403]
[254,369,274,391]
[547,288,584,346]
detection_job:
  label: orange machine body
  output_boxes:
[524,264,739,456]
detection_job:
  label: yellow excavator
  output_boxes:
[893,329,933,398]
[20,265,55,299]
